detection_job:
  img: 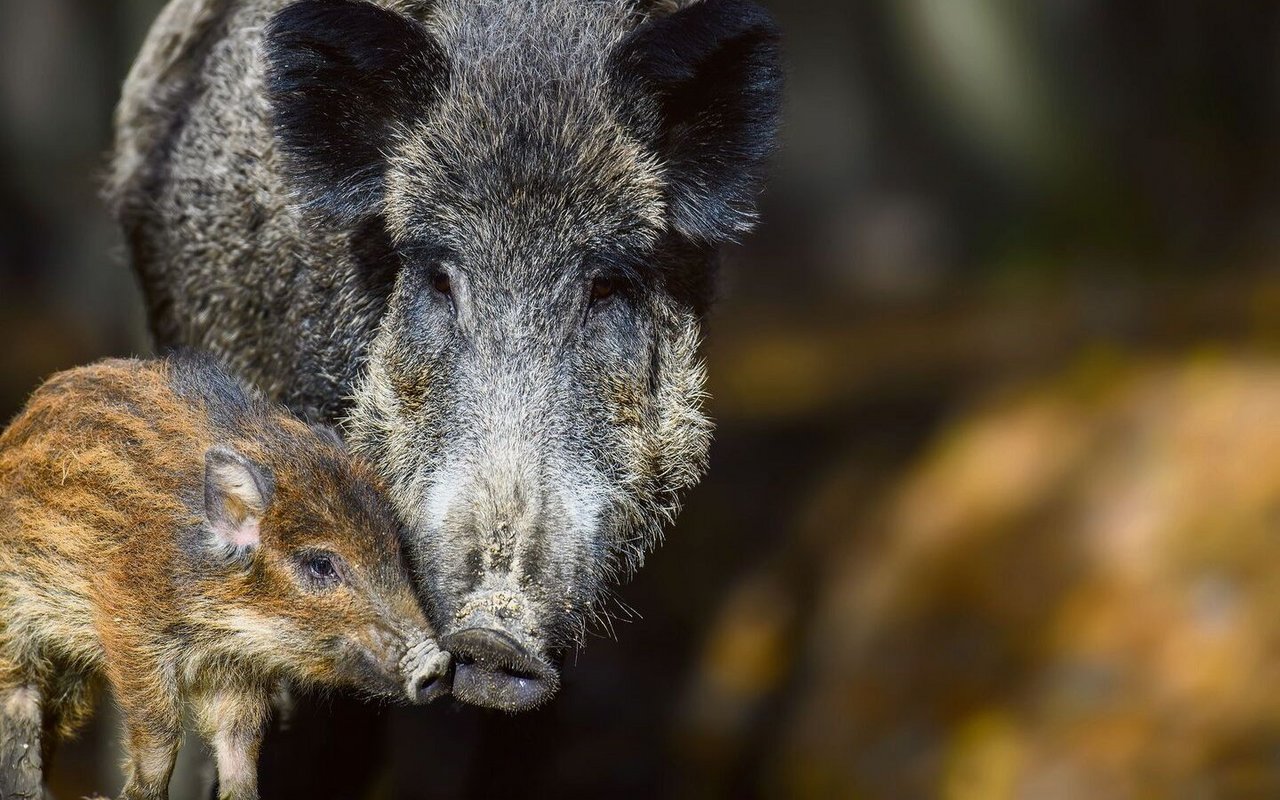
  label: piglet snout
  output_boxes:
[401,638,451,704]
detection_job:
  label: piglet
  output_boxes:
[0,352,448,799]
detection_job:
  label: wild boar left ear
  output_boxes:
[204,445,275,560]
[610,0,783,243]
[264,0,448,223]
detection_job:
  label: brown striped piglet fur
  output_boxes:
[0,353,449,800]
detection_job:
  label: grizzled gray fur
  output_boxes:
[109,0,781,711]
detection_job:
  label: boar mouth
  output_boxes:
[442,628,559,712]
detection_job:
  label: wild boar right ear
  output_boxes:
[204,445,275,561]
[264,0,448,223]
[610,0,783,244]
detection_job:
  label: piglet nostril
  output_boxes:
[411,671,448,704]
[401,638,452,705]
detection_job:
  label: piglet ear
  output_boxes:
[204,445,275,559]
[264,0,448,223]
[611,0,783,243]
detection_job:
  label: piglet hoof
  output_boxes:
[400,639,451,704]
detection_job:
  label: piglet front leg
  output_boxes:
[117,704,181,800]
[193,684,271,800]
[106,653,182,800]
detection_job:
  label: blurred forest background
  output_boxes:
[3,1,1280,798]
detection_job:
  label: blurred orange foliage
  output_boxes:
[685,349,1280,799]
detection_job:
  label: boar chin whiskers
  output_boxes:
[586,602,618,643]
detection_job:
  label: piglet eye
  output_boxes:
[590,276,615,303]
[307,555,338,582]
[430,269,452,297]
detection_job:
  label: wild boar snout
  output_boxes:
[443,627,559,712]
[403,432,609,711]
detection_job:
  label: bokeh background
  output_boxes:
[3,1,1280,798]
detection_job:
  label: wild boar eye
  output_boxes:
[590,276,614,303]
[584,273,627,324]
[430,269,452,297]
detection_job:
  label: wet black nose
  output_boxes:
[442,628,559,712]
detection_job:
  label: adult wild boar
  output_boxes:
[109,0,782,711]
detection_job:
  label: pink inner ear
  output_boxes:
[213,517,260,549]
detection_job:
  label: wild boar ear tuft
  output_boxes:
[204,445,275,558]
[611,0,783,243]
[264,0,448,223]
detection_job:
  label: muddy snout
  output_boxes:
[442,626,559,712]
[400,638,452,704]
